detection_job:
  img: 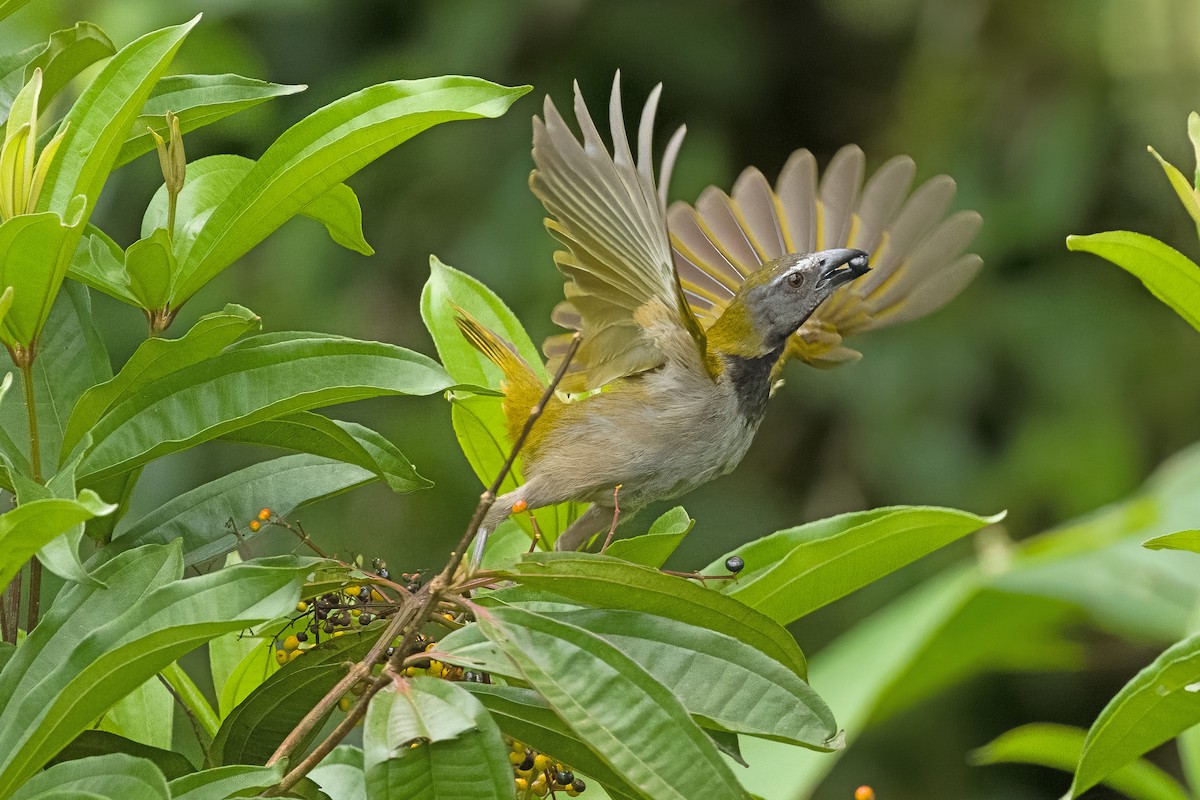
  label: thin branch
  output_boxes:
[264,334,582,795]
[599,484,623,553]
[156,673,210,757]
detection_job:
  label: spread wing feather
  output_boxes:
[532,74,706,391]
[669,144,982,368]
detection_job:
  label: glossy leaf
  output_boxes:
[387,676,480,745]
[0,23,115,120]
[503,551,808,678]
[123,227,173,309]
[113,453,404,566]
[61,304,259,458]
[1143,530,1200,553]
[116,74,306,167]
[1070,631,1200,797]
[475,604,748,800]
[167,763,286,800]
[421,256,580,542]
[1149,146,1200,239]
[0,208,84,348]
[222,414,429,494]
[364,681,515,800]
[172,76,530,304]
[605,506,693,567]
[75,334,454,484]
[46,731,194,780]
[710,506,1003,624]
[1068,231,1200,332]
[0,490,114,588]
[0,0,32,24]
[36,17,197,220]
[972,723,1189,800]
[309,745,367,800]
[0,545,314,794]
[96,674,173,749]
[441,606,837,749]
[10,753,169,800]
[217,636,280,719]
[210,628,375,766]
[464,685,644,800]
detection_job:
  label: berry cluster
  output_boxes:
[276,584,386,665]
[507,740,586,797]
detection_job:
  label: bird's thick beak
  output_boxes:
[815,248,871,291]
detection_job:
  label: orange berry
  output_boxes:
[855,787,875,800]
[512,499,528,513]
[249,520,261,532]
[258,508,271,520]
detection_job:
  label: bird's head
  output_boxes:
[707,248,871,358]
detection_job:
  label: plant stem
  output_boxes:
[264,333,582,795]
[19,358,42,633]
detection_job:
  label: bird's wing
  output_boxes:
[670,145,982,368]
[533,74,709,392]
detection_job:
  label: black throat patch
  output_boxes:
[721,348,783,422]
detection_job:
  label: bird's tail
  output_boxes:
[454,308,552,447]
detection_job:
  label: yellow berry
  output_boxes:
[511,740,525,753]
[443,612,455,621]
[855,788,875,800]
[533,754,552,771]
[258,507,271,521]
[371,589,384,601]
[249,520,261,532]
[351,608,362,617]
[531,777,548,796]
[509,752,523,765]
[275,649,287,665]
[332,630,344,637]
[512,499,528,513]
[338,696,351,712]
[567,791,580,798]
[514,778,529,792]
[282,635,299,651]
[345,585,361,597]
[296,601,309,613]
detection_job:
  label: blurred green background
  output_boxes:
[8,0,1200,797]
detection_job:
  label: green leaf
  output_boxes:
[222,414,429,494]
[972,723,1189,800]
[116,74,306,168]
[172,77,530,305]
[389,675,490,744]
[0,0,33,24]
[36,17,198,221]
[210,627,375,766]
[96,674,173,749]
[0,545,315,794]
[464,685,644,800]
[309,745,366,800]
[160,661,219,739]
[363,679,515,800]
[1070,631,1200,797]
[61,303,258,458]
[475,604,748,800]
[47,730,194,780]
[75,334,454,484]
[1143,530,1200,553]
[1067,231,1200,332]
[441,606,838,749]
[1148,146,1200,239]
[123,227,174,309]
[299,181,373,255]
[605,506,693,568]
[0,490,115,588]
[11,753,169,800]
[504,551,809,679]
[68,224,139,305]
[0,208,85,348]
[0,23,115,121]
[167,763,286,800]
[113,453,414,566]
[216,635,280,719]
[710,506,1003,624]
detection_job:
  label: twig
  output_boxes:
[156,673,209,757]
[264,333,582,795]
[659,569,739,584]
[599,485,622,553]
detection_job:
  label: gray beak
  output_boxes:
[815,248,870,291]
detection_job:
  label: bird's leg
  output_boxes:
[555,503,617,552]
[468,487,530,571]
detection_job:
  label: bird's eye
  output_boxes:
[786,271,804,289]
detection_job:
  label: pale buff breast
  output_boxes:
[522,360,764,510]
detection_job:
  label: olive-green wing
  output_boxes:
[669,145,982,367]
[533,73,708,392]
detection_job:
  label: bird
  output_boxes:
[457,73,982,552]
